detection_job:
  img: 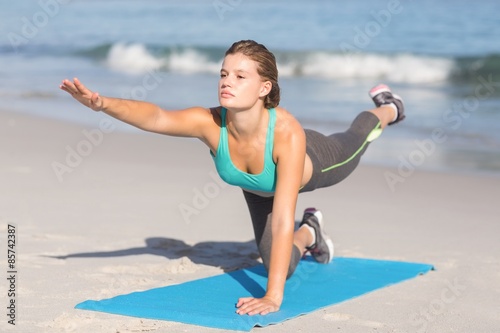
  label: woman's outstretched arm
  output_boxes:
[60,77,212,138]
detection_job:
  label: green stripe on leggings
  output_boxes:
[321,122,382,173]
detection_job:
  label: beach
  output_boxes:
[1,108,499,332]
[1,0,500,331]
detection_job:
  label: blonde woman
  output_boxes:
[60,40,404,316]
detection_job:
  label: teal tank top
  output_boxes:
[210,107,278,193]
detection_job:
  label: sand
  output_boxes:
[0,109,499,333]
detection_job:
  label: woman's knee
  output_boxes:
[259,244,301,279]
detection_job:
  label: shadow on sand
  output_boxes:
[48,237,262,273]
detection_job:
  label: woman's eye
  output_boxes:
[220,74,226,78]
[237,75,245,79]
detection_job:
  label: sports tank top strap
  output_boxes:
[219,107,228,150]
[265,108,276,157]
[220,107,227,127]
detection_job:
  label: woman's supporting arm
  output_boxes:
[236,114,306,315]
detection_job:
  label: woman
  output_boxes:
[60,40,405,316]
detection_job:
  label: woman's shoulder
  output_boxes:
[174,106,223,131]
[180,106,221,121]
[274,106,303,132]
[273,106,305,146]
[274,106,297,119]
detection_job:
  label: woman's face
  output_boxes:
[218,53,270,111]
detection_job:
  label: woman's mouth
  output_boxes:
[220,90,234,98]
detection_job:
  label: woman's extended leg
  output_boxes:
[297,85,405,261]
[300,110,383,192]
[301,87,403,194]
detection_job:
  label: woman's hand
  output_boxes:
[236,295,280,316]
[60,77,103,111]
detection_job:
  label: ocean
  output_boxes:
[1,0,500,175]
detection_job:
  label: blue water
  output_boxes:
[1,0,500,174]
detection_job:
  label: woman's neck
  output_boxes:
[226,105,268,140]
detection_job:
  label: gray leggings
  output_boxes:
[242,111,381,278]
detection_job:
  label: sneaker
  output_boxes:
[299,208,334,264]
[369,84,405,125]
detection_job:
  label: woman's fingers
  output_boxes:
[236,297,253,308]
[60,79,76,94]
[59,78,102,111]
[236,296,279,315]
[60,78,89,96]
[73,77,90,96]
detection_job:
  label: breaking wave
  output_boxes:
[65,43,500,84]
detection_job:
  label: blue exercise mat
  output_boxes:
[75,257,433,331]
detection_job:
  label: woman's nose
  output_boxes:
[221,76,232,87]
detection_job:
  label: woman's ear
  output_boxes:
[259,81,272,97]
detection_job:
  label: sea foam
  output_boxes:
[106,43,165,75]
[291,52,454,83]
[103,43,454,84]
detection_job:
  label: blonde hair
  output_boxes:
[225,40,280,109]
